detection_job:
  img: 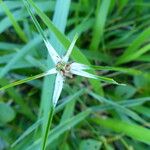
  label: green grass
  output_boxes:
[0,0,150,150]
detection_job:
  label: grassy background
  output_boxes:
[0,0,150,149]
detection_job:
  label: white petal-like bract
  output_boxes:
[45,68,57,76]
[44,40,62,64]
[70,67,119,85]
[70,62,90,70]
[52,73,64,106]
[63,34,78,62]
[70,68,97,79]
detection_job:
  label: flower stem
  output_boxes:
[41,106,55,150]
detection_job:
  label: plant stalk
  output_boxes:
[41,106,55,150]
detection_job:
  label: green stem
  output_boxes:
[41,106,55,150]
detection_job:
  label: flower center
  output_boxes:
[56,61,66,71]
[56,61,73,78]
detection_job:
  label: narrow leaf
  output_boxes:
[90,92,148,124]
[88,65,144,76]
[11,119,42,148]
[23,0,61,64]
[27,109,91,150]
[90,0,111,50]
[12,89,85,147]
[91,117,150,144]
[0,68,56,91]
[117,43,150,64]
[41,106,54,150]
[116,27,150,65]
[0,0,27,42]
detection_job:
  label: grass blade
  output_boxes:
[0,31,48,78]
[41,106,54,150]
[27,109,91,150]
[11,89,85,148]
[88,65,146,76]
[90,91,148,124]
[0,68,56,91]
[0,78,35,120]
[23,0,61,64]
[91,117,150,144]
[116,27,150,65]
[117,43,150,64]
[0,0,27,42]
[90,0,111,51]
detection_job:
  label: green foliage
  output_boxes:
[0,0,150,150]
[90,0,111,50]
[0,102,15,124]
[0,0,27,42]
[79,139,102,150]
[91,117,150,144]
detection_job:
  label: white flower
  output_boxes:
[42,34,101,107]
